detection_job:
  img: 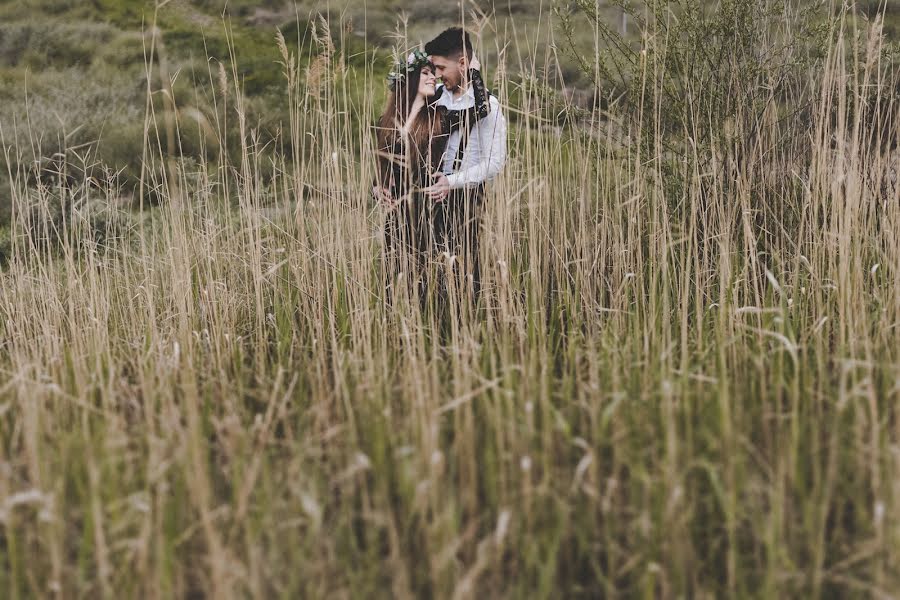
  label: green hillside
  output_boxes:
[1,0,898,230]
[0,0,589,226]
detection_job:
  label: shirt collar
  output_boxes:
[436,83,475,108]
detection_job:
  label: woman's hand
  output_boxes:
[470,54,481,71]
[373,185,398,209]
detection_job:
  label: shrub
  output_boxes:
[0,20,120,69]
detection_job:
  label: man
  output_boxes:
[422,27,507,303]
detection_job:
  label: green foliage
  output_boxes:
[554,0,849,272]
[0,1,329,227]
[0,20,119,68]
[558,0,832,151]
[0,224,10,265]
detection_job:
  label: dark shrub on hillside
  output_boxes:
[0,20,119,68]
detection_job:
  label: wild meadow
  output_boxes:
[1,0,900,597]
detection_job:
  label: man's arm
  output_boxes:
[445,98,507,190]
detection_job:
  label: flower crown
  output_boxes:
[387,48,433,90]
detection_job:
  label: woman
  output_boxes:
[374,48,490,302]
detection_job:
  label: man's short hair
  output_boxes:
[424,27,473,60]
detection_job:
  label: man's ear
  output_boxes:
[457,54,468,71]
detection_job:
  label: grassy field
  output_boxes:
[2,0,900,598]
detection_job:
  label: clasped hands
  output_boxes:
[373,172,451,209]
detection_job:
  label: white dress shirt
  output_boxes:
[434,82,507,190]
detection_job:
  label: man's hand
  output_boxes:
[423,173,450,202]
[372,185,398,209]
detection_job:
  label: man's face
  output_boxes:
[431,54,465,91]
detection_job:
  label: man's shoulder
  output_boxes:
[478,95,504,124]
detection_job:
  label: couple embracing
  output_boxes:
[374,27,507,310]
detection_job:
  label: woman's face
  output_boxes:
[417,65,436,97]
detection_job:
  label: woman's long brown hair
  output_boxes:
[376,68,443,189]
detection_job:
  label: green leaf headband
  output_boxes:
[387,48,433,90]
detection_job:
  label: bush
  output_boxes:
[0,20,120,68]
[558,0,831,151]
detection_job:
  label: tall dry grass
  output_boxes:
[1,2,899,598]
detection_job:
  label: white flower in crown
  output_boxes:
[388,48,432,90]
